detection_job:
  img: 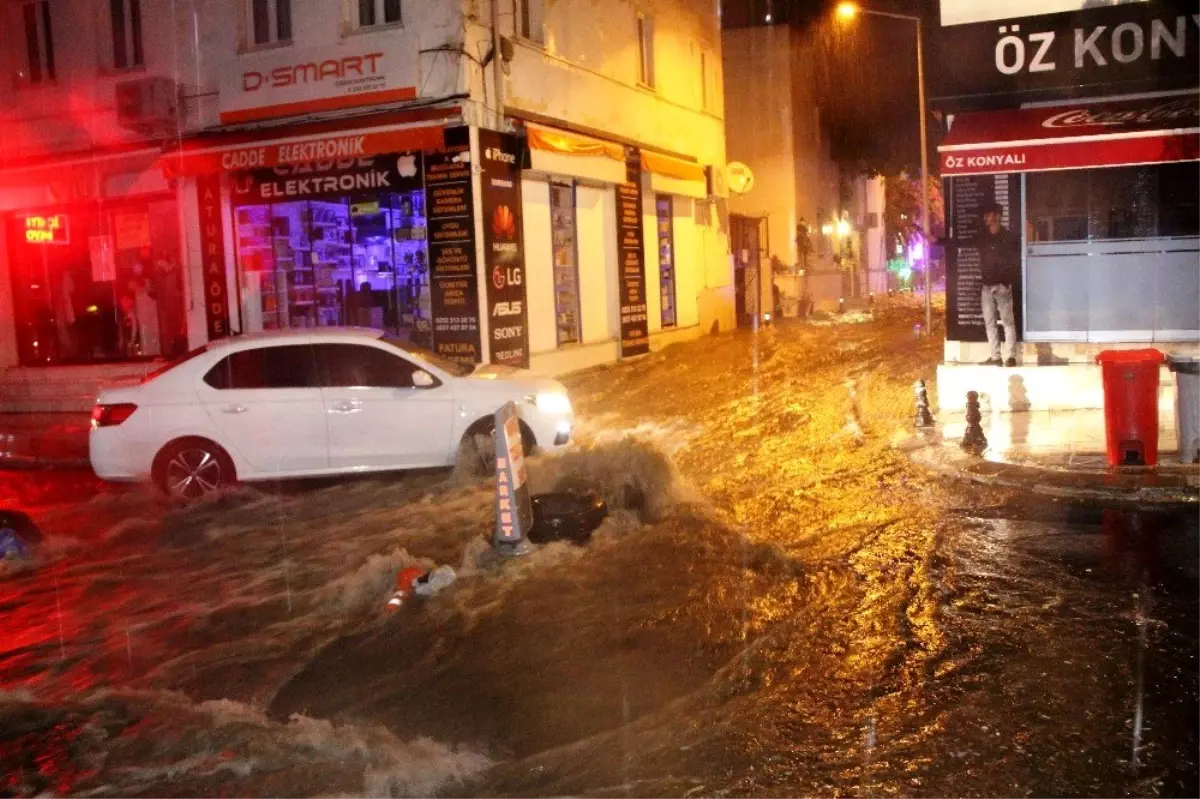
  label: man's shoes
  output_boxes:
[1005,358,1017,367]
[980,358,1002,366]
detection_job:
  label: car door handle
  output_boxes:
[221,404,248,414]
[329,400,362,414]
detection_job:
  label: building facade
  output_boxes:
[0,0,733,410]
[932,0,1199,413]
[722,21,883,319]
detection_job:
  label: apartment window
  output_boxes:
[355,0,401,28]
[514,0,544,42]
[248,0,291,46]
[19,0,55,84]
[110,0,144,69]
[699,51,708,110]
[636,13,654,87]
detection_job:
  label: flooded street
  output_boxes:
[2,305,1196,797]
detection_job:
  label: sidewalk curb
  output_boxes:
[901,435,1200,506]
[0,454,92,471]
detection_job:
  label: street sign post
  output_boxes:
[492,402,535,557]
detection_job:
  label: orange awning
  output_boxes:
[640,150,705,183]
[526,123,625,162]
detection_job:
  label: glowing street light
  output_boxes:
[836,1,932,335]
[835,218,851,237]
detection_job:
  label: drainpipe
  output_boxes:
[490,0,505,129]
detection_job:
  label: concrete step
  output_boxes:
[936,362,1179,414]
[0,362,162,413]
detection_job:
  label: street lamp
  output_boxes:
[835,1,932,335]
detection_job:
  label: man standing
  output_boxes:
[978,201,1019,366]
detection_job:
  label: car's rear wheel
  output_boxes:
[153,438,235,500]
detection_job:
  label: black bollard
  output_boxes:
[961,391,988,454]
[914,380,935,428]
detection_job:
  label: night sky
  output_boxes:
[722,0,938,175]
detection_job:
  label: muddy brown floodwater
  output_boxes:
[2,302,1196,797]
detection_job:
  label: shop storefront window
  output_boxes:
[233,158,432,347]
[1024,161,1200,342]
[7,202,186,366]
[549,182,582,345]
[656,194,676,328]
[1027,162,1199,242]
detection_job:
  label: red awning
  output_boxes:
[158,106,460,178]
[938,95,1199,176]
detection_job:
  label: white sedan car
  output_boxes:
[89,328,574,498]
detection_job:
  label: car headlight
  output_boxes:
[534,392,572,415]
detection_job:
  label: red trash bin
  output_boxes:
[1096,349,1165,467]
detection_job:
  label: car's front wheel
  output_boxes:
[153,438,236,500]
[457,417,535,477]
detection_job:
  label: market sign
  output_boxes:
[931,1,1200,107]
[218,35,419,124]
[23,214,69,245]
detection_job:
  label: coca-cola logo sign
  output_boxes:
[1041,98,1200,128]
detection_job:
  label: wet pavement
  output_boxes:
[1,303,1196,797]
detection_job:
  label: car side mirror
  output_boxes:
[412,370,435,389]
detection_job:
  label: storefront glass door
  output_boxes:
[7,201,185,365]
[234,187,431,346]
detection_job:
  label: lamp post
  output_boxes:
[836,1,932,335]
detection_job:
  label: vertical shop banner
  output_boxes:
[616,149,650,357]
[479,129,529,369]
[944,173,1023,342]
[197,174,230,339]
[425,136,482,365]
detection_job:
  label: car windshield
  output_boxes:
[380,336,475,377]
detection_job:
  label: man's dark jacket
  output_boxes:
[978,227,1019,287]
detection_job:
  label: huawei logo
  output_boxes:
[491,205,517,240]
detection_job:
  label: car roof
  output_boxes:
[206,327,386,350]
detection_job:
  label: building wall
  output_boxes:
[723,25,796,266]
[471,0,734,344]
[2,0,733,386]
[0,0,176,156]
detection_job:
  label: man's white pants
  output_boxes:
[981,284,1016,361]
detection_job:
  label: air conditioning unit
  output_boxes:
[115,76,180,135]
[706,164,728,198]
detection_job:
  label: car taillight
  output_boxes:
[91,403,138,429]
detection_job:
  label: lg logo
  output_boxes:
[492,265,522,290]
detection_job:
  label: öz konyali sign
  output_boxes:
[940,95,1200,175]
[932,1,1199,106]
[220,35,418,124]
